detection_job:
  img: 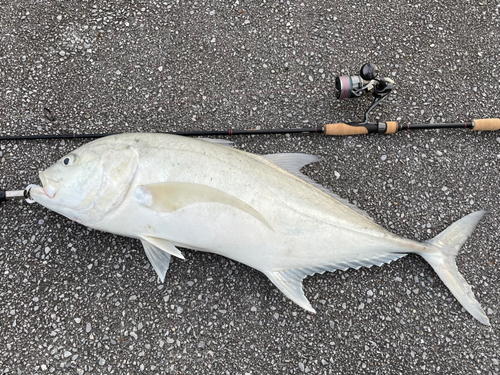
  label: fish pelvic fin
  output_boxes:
[140,236,186,282]
[141,235,185,260]
[140,239,173,283]
[419,210,490,326]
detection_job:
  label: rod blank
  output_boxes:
[0,128,323,141]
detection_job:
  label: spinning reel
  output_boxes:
[335,63,395,124]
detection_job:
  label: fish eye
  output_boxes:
[62,155,75,166]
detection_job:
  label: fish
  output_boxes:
[27,133,490,325]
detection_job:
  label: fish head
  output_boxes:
[30,138,138,225]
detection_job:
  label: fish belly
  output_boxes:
[97,189,411,275]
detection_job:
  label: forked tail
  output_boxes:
[419,210,490,325]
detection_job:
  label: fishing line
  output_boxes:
[0,80,339,123]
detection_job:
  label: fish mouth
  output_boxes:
[38,171,60,199]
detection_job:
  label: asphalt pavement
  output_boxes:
[1,1,499,374]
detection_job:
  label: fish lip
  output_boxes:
[39,172,60,199]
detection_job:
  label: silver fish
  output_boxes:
[28,134,490,325]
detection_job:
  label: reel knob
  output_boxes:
[359,63,379,81]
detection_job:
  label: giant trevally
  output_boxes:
[27,134,490,325]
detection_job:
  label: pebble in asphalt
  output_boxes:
[0,1,499,374]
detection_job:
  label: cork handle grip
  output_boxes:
[323,123,368,136]
[385,121,399,134]
[473,118,500,131]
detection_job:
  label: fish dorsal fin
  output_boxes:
[266,252,407,312]
[141,235,185,260]
[135,182,273,230]
[262,153,324,173]
[198,138,234,147]
[140,239,173,282]
[262,153,374,222]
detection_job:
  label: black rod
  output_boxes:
[174,127,323,136]
[0,127,324,141]
[405,122,474,130]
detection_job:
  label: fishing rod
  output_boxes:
[1,64,499,141]
[2,118,499,141]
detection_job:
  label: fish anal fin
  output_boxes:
[266,269,316,313]
[141,235,185,260]
[135,182,273,230]
[266,252,407,312]
[141,239,172,283]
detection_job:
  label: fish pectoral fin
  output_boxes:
[140,240,172,283]
[135,182,273,231]
[141,235,185,260]
[265,269,316,313]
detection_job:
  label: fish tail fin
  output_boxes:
[419,210,490,325]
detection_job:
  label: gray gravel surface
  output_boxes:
[1,1,499,374]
